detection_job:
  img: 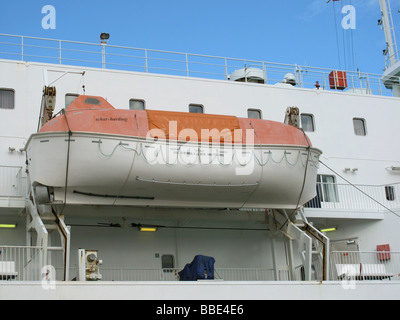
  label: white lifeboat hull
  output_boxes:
[26,132,321,209]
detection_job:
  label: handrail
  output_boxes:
[306,181,400,213]
[0,33,398,97]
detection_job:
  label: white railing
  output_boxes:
[215,268,277,281]
[384,46,400,69]
[0,167,398,214]
[330,251,400,281]
[99,268,179,282]
[0,166,25,198]
[0,33,396,97]
[99,268,280,282]
[306,182,400,213]
[2,246,399,282]
[0,246,44,281]
[74,254,400,282]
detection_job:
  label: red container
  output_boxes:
[329,71,348,90]
[377,244,391,261]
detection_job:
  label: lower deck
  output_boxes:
[1,207,399,283]
[1,280,400,300]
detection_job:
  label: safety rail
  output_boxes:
[306,182,400,213]
[0,33,397,97]
[1,246,398,282]
[385,49,400,69]
[99,253,400,282]
[86,267,283,282]
[330,251,400,281]
[0,165,398,214]
[0,246,44,281]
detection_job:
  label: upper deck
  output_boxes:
[0,33,398,97]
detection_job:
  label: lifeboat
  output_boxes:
[26,96,322,209]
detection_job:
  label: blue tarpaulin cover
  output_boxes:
[178,255,216,281]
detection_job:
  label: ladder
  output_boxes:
[269,208,330,281]
[25,183,71,281]
[379,0,399,67]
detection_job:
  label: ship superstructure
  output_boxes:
[0,0,400,300]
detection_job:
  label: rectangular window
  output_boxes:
[385,186,395,201]
[129,99,145,110]
[189,104,204,114]
[305,174,338,208]
[353,118,367,136]
[65,94,79,108]
[0,89,15,109]
[161,254,175,274]
[301,114,315,132]
[317,174,338,202]
[247,109,262,119]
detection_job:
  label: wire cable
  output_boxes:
[60,109,72,215]
[319,160,400,219]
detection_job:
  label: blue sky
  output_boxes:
[0,0,399,75]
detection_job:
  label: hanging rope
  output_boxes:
[294,130,312,214]
[332,0,342,69]
[60,109,72,215]
[331,0,357,71]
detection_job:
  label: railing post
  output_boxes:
[21,36,24,61]
[101,43,106,69]
[185,53,189,77]
[366,73,371,94]
[262,62,267,84]
[145,49,148,73]
[59,40,62,64]
[224,58,228,80]
[271,238,279,281]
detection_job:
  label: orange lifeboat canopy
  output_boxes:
[40,95,311,147]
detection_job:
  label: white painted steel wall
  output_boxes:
[2,58,400,274]
[1,59,400,187]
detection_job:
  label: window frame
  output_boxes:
[84,97,101,105]
[317,174,339,203]
[353,117,367,136]
[189,104,204,114]
[161,254,175,273]
[65,93,79,108]
[385,186,396,201]
[247,108,262,120]
[306,174,339,208]
[129,99,146,110]
[300,113,315,132]
[0,88,15,110]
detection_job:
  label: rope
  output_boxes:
[294,130,312,214]
[332,0,342,69]
[60,109,72,215]
[276,129,312,231]
[97,139,318,169]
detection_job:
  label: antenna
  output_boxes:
[379,0,399,68]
